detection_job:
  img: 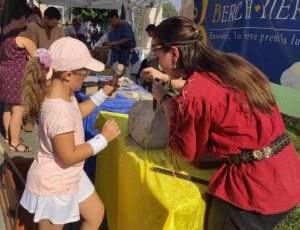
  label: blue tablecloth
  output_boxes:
[75,82,151,175]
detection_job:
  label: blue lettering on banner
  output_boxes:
[194,0,300,90]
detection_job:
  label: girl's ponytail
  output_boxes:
[21,56,49,121]
[22,47,90,121]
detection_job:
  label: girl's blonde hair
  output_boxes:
[21,57,89,120]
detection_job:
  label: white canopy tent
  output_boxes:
[36,0,168,10]
[179,0,193,20]
[139,1,162,49]
[36,0,167,50]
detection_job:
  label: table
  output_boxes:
[93,112,217,230]
[75,78,151,175]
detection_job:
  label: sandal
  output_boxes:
[4,137,10,145]
[19,137,26,143]
[4,137,26,145]
[9,143,32,153]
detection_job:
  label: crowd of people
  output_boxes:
[0,1,299,230]
[62,18,102,49]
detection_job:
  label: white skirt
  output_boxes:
[20,171,94,225]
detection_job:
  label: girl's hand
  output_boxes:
[152,80,169,102]
[102,84,119,95]
[101,118,121,142]
[141,67,165,82]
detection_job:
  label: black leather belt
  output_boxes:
[226,133,291,165]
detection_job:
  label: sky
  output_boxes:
[170,0,181,11]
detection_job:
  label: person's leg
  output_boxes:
[3,103,12,143]
[79,191,105,230]
[9,104,32,152]
[206,195,293,230]
[38,219,64,230]
[23,113,35,125]
[77,34,86,44]
[206,195,231,230]
[23,113,35,132]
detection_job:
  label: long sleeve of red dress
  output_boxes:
[168,71,300,214]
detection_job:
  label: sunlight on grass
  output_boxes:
[274,118,300,230]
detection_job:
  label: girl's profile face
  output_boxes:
[69,73,86,91]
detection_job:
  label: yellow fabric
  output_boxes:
[94,112,217,230]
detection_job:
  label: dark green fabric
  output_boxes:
[1,0,16,28]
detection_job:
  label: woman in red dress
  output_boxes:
[0,3,37,152]
[141,16,300,230]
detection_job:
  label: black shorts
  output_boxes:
[206,196,294,230]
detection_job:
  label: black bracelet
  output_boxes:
[160,94,172,104]
[168,78,172,88]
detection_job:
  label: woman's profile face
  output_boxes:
[152,37,173,77]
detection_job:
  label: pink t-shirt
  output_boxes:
[26,93,85,196]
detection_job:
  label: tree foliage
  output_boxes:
[67,7,110,26]
[162,2,178,19]
[134,8,142,45]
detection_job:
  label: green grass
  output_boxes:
[275,118,300,230]
[284,118,300,156]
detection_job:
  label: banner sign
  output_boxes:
[194,0,300,90]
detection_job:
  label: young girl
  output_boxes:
[0,2,36,152]
[142,17,300,230]
[20,37,121,230]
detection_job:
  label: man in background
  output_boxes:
[137,24,158,77]
[145,24,159,69]
[26,6,64,50]
[24,6,64,132]
[91,24,99,47]
[137,24,159,90]
[105,11,139,78]
[28,14,40,24]
[64,19,80,39]
[77,17,87,44]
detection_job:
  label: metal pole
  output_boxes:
[62,6,65,25]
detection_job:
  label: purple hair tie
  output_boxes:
[34,48,53,80]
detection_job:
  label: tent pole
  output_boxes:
[62,6,65,25]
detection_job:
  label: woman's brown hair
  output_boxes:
[153,16,276,115]
[21,57,89,120]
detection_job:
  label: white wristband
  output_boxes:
[87,134,108,156]
[90,89,108,107]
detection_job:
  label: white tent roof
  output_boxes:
[37,0,168,10]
